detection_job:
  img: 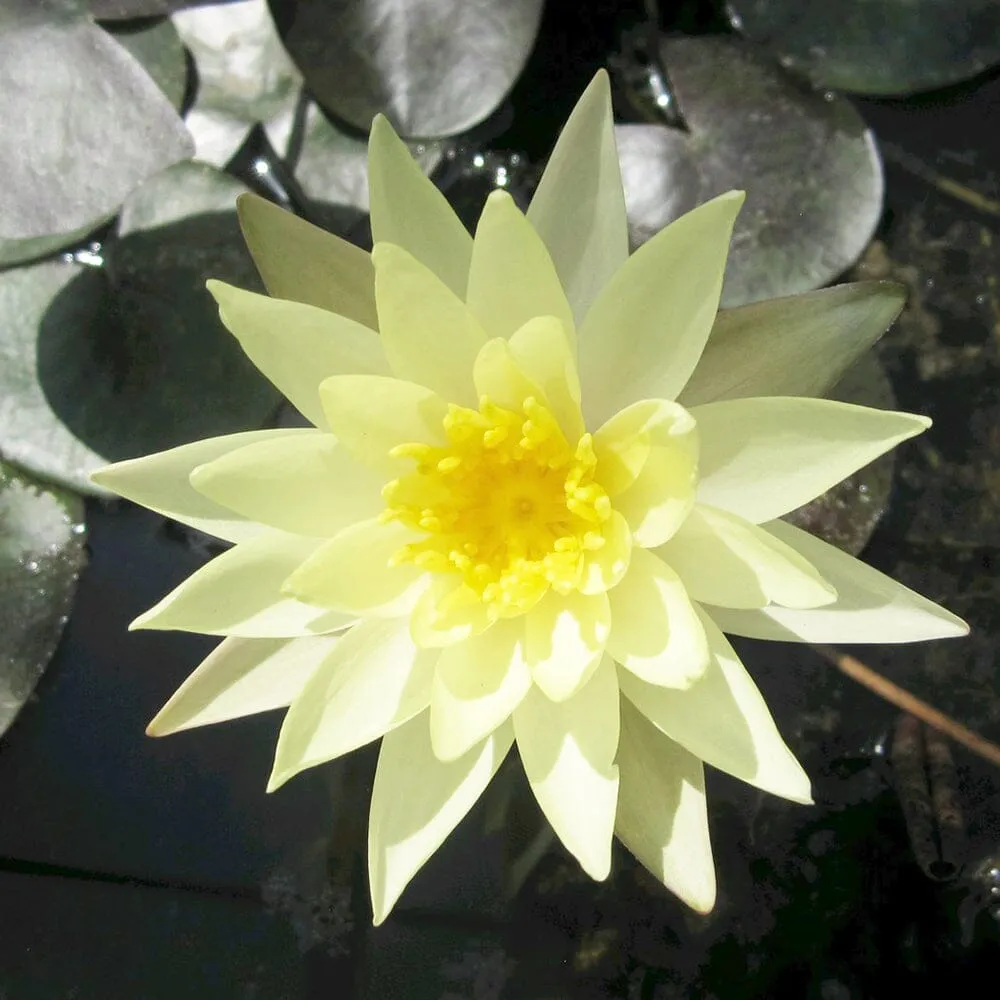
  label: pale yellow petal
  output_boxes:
[708,520,969,642]
[615,700,716,913]
[524,589,610,701]
[430,619,531,761]
[527,70,629,324]
[207,280,389,429]
[410,577,493,649]
[368,115,472,297]
[619,608,812,804]
[91,429,300,543]
[147,634,339,736]
[282,518,429,617]
[607,548,708,688]
[658,504,836,609]
[369,714,513,924]
[466,190,576,347]
[320,374,449,473]
[372,242,487,407]
[693,397,930,523]
[514,656,619,880]
[578,510,632,595]
[190,430,385,538]
[593,399,698,547]
[578,192,744,428]
[268,617,437,790]
[237,192,378,330]
[130,532,352,637]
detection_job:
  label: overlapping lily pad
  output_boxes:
[106,11,188,110]
[268,0,544,138]
[0,461,86,739]
[727,0,1000,95]
[89,0,234,16]
[615,35,884,307]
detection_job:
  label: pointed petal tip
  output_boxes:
[145,717,167,738]
[266,769,291,794]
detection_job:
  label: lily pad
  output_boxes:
[89,0,234,17]
[268,0,544,138]
[0,162,280,495]
[726,0,1000,96]
[0,0,192,241]
[614,34,884,307]
[0,461,86,739]
[173,0,301,167]
[105,12,188,110]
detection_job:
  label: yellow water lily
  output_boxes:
[92,71,967,924]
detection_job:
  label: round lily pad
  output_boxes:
[615,34,884,308]
[726,0,1000,96]
[105,12,188,111]
[268,0,544,139]
[0,461,86,739]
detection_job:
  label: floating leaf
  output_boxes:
[615,35,883,307]
[0,0,193,241]
[89,0,235,17]
[727,0,1000,96]
[268,0,544,138]
[173,0,301,167]
[105,12,188,110]
[0,461,86,739]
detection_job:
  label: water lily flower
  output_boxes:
[92,71,967,924]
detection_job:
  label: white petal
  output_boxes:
[410,577,493,649]
[368,115,472,297]
[579,510,633,595]
[269,617,437,790]
[618,608,812,803]
[607,548,709,688]
[190,430,385,537]
[514,657,619,880]
[130,532,352,637]
[707,520,969,643]
[369,714,513,924]
[430,619,531,762]
[90,430,301,543]
[207,280,389,429]
[526,70,629,325]
[615,700,716,913]
[147,634,339,736]
[578,192,744,428]
[658,504,836,609]
[524,589,610,701]
[693,396,930,523]
[372,242,487,407]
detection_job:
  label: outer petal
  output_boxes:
[615,700,716,913]
[514,656,620,880]
[207,280,389,429]
[466,190,576,347]
[678,281,906,407]
[607,548,709,688]
[372,242,487,407]
[130,532,353,637]
[282,518,428,617]
[527,70,629,325]
[320,374,449,473]
[190,430,385,538]
[593,399,698,547]
[524,590,610,701]
[693,397,930,524]
[578,191,744,428]
[147,635,338,736]
[430,619,531,762]
[236,192,378,330]
[619,608,812,804]
[91,429,300,543]
[268,617,438,791]
[369,714,513,924]
[658,504,836,610]
[368,115,472,297]
[708,520,969,643]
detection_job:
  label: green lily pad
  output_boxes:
[0,461,86,739]
[0,0,192,242]
[615,34,884,307]
[268,0,543,139]
[105,12,188,110]
[0,162,280,495]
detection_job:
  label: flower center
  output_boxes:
[381,395,611,619]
